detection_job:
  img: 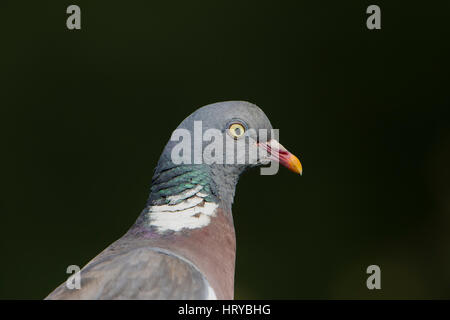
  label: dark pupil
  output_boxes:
[234,127,241,136]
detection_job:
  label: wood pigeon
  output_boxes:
[45,101,302,300]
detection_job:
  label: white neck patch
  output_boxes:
[147,185,218,233]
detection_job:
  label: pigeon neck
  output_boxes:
[147,164,238,211]
[137,164,239,234]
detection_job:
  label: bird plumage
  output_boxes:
[46,101,301,300]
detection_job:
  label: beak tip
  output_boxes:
[290,156,302,176]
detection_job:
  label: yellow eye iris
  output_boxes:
[229,123,245,138]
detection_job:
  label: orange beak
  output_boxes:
[258,139,303,175]
[280,151,303,175]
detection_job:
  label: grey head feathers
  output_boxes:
[146,101,274,212]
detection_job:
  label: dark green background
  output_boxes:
[1,1,449,299]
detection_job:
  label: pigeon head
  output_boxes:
[147,101,302,215]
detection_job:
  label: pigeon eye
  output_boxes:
[229,123,245,139]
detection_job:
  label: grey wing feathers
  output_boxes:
[45,247,211,300]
